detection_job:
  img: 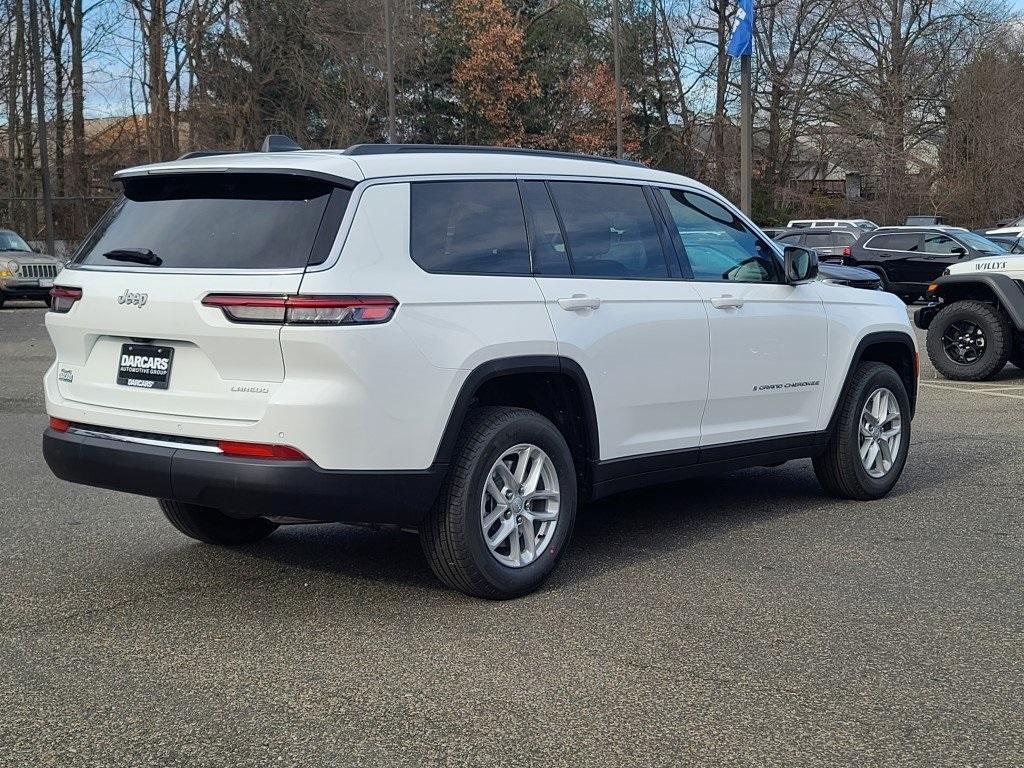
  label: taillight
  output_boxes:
[842,246,852,259]
[201,294,398,325]
[50,286,82,313]
[48,417,71,432]
[217,440,307,460]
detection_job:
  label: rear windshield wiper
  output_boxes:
[103,248,162,266]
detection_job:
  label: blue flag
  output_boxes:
[726,0,754,57]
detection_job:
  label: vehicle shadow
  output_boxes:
[238,462,837,596]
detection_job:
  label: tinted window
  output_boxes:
[520,181,570,275]
[921,233,961,255]
[548,182,669,279]
[803,232,834,247]
[835,232,856,244]
[867,233,920,251]
[76,174,345,269]
[410,181,530,274]
[776,233,802,244]
[657,188,778,283]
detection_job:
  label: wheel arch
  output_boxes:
[930,273,1024,330]
[827,331,919,432]
[432,356,600,491]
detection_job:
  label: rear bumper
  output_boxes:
[43,427,443,527]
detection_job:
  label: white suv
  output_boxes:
[43,143,918,598]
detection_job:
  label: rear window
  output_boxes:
[410,181,530,274]
[75,173,348,269]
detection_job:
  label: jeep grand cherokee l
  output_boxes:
[43,143,918,599]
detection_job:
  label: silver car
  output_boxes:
[0,229,62,307]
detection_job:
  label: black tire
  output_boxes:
[814,361,911,500]
[158,499,278,545]
[926,300,1011,381]
[420,406,577,599]
[0,292,6,308]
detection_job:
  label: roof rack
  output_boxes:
[342,143,647,168]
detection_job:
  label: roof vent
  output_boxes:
[261,135,303,153]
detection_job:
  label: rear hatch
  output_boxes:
[48,171,351,422]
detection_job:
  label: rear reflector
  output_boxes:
[217,440,308,460]
[202,294,398,325]
[49,286,82,313]
[49,417,71,432]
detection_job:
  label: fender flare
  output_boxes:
[825,330,919,431]
[431,355,600,467]
[930,272,1024,330]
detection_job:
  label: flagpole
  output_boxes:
[740,53,752,215]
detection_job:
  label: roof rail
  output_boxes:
[342,143,647,168]
[176,150,241,160]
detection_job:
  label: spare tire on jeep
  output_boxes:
[926,300,1012,381]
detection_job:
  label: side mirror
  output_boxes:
[952,246,967,258]
[784,245,818,283]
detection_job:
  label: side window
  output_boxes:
[547,181,670,279]
[520,181,571,275]
[657,188,779,283]
[867,233,920,252]
[921,233,961,255]
[409,181,530,274]
[776,233,803,244]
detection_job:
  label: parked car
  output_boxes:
[983,224,1024,238]
[786,218,878,231]
[916,252,1024,380]
[904,215,947,226]
[0,229,62,307]
[816,262,884,290]
[981,234,1024,253]
[846,226,1007,303]
[42,141,917,598]
[773,226,862,263]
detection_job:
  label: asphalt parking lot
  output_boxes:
[1,300,1021,768]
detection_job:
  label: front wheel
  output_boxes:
[926,300,1011,381]
[814,362,911,500]
[421,406,577,599]
[158,499,278,545]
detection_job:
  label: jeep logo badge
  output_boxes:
[117,289,148,308]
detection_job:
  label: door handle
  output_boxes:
[557,294,602,311]
[710,295,744,309]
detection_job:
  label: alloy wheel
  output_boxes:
[859,387,902,479]
[480,443,560,568]
[941,320,986,365]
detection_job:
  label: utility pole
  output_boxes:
[26,0,55,255]
[611,0,623,158]
[383,0,397,143]
[740,54,752,215]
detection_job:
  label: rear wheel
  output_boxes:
[814,362,910,500]
[158,499,278,545]
[926,300,1011,381]
[421,406,577,599]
